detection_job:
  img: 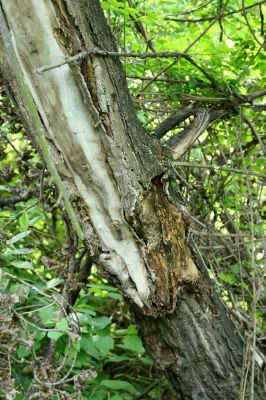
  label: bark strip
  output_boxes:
[0,0,264,397]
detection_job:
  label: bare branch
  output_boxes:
[140,0,230,92]
[241,0,264,47]
[178,93,227,102]
[170,0,215,16]
[34,49,189,74]
[0,191,33,205]
[174,161,265,178]
[241,112,265,153]
[165,0,266,23]
[155,105,198,138]
[155,107,227,139]
[128,0,156,52]
[127,74,189,84]
[167,109,211,159]
[247,87,266,101]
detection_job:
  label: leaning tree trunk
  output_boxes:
[0,1,264,398]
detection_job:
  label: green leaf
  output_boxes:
[127,325,137,335]
[107,292,123,301]
[17,345,31,358]
[91,316,111,332]
[28,215,42,226]
[46,278,64,289]
[47,331,63,341]
[47,318,68,340]
[38,305,57,326]
[0,184,9,191]
[219,273,237,285]
[109,396,125,400]
[94,335,114,356]
[100,380,137,395]
[120,335,145,353]
[10,260,34,270]
[5,248,33,255]
[80,336,100,359]
[114,329,128,336]
[19,212,29,231]
[229,264,240,275]
[106,355,132,363]
[7,230,31,245]
[56,318,68,331]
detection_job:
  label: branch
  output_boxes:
[241,0,264,47]
[247,87,266,101]
[178,93,227,102]
[165,0,266,22]
[133,380,160,400]
[34,49,190,74]
[127,74,189,84]
[155,105,198,138]
[155,106,227,139]
[128,0,156,52]
[140,0,230,93]
[174,161,265,178]
[241,112,265,153]
[166,109,211,159]
[170,0,214,16]
[0,191,33,205]
[0,6,84,240]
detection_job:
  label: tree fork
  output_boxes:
[0,0,264,398]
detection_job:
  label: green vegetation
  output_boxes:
[0,0,265,398]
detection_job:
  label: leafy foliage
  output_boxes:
[104,0,265,337]
[0,91,166,399]
[0,0,265,399]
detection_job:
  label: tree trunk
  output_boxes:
[0,0,264,398]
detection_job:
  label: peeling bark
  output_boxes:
[0,0,264,398]
[0,0,198,313]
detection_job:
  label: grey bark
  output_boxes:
[0,0,264,398]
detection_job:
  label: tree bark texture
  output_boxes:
[0,0,264,398]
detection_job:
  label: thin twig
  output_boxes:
[127,74,189,84]
[170,0,214,16]
[140,0,230,92]
[34,49,189,74]
[166,0,266,22]
[191,230,265,239]
[1,133,20,154]
[240,111,265,153]
[242,0,264,47]
[0,200,39,232]
[174,161,265,178]
[133,380,160,400]
[0,191,33,205]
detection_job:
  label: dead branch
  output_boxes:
[174,161,265,178]
[155,107,227,139]
[34,49,189,74]
[167,109,211,159]
[165,0,266,22]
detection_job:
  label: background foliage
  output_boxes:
[0,0,265,399]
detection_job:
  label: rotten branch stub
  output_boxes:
[154,104,228,144]
[155,105,199,139]
[166,109,211,160]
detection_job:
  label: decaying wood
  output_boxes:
[0,0,201,314]
[0,0,264,398]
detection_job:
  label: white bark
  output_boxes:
[1,0,150,306]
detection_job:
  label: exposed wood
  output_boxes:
[0,0,264,398]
